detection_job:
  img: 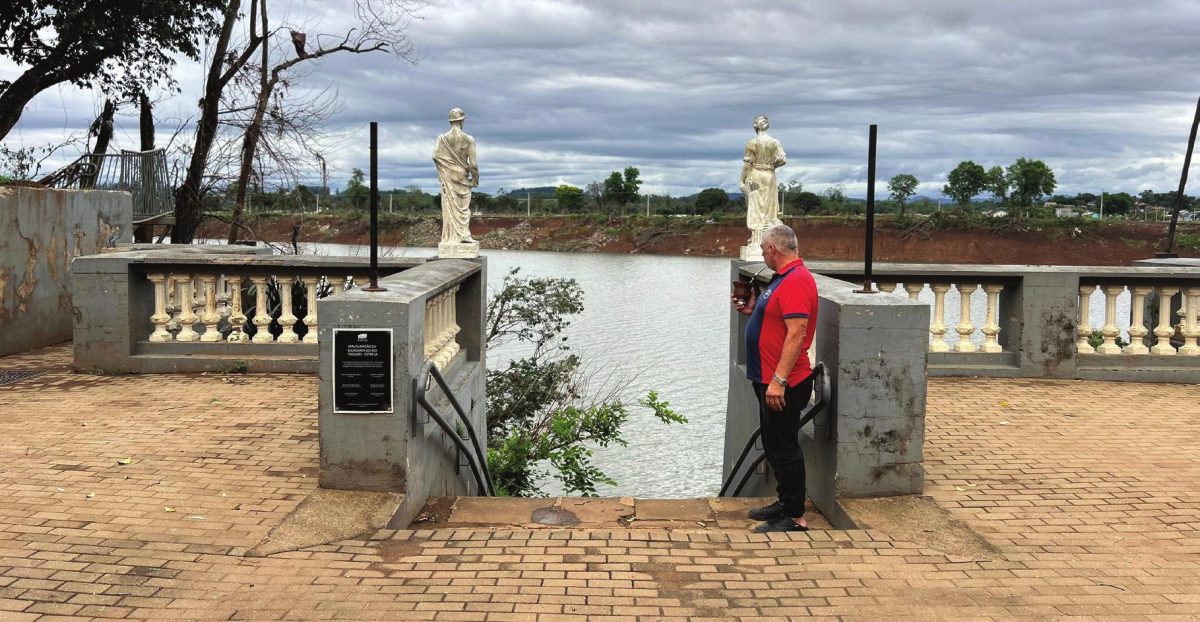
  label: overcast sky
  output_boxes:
[5,0,1200,198]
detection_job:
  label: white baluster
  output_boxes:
[226,276,248,343]
[302,276,319,344]
[435,292,451,351]
[444,285,461,362]
[277,276,300,343]
[199,274,223,342]
[1123,286,1152,355]
[1179,287,1200,356]
[954,283,978,353]
[250,275,274,343]
[216,275,231,319]
[980,285,1004,353]
[1077,285,1096,353]
[904,283,923,301]
[1097,285,1124,354]
[1151,286,1179,355]
[422,288,464,369]
[173,274,200,342]
[929,283,951,352]
[147,273,173,342]
[424,294,435,358]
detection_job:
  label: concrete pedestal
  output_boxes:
[438,241,480,259]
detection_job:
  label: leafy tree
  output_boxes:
[794,191,822,213]
[602,172,625,208]
[822,184,846,206]
[778,179,803,213]
[485,269,685,496]
[695,187,730,213]
[887,173,919,217]
[555,185,584,213]
[601,166,642,213]
[985,166,1009,205]
[1101,192,1134,216]
[1006,157,1056,216]
[345,168,368,209]
[622,166,642,201]
[943,160,987,209]
[0,0,223,141]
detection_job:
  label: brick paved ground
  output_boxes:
[1,344,1198,620]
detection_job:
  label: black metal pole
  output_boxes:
[1160,96,1200,258]
[363,121,386,292]
[856,124,878,293]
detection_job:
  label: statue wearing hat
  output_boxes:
[433,107,480,257]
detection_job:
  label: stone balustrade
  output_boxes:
[1076,283,1200,356]
[876,281,1006,353]
[147,272,374,345]
[424,284,462,370]
[751,261,1200,383]
[72,245,426,373]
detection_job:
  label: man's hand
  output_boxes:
[731,291,756,316]
[765,381,785,411]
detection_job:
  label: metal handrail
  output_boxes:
[719,361,831,497]
[414,360,495,496]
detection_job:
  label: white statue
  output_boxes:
[739,114,786,261]
[433,107,480,257]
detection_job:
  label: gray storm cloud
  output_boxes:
[4,0,1199,197]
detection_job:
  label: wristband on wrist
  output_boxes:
[772,373,787,386]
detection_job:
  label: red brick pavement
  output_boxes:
[0,344,1198,620]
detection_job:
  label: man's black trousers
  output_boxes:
[752,374,814,518]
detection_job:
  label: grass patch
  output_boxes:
[214,360,249,374]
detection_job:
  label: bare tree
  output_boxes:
[173,0,425,244]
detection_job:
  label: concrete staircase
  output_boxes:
[400,496,833,531]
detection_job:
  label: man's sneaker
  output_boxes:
[747,500,785,521]
[753,515,809,533]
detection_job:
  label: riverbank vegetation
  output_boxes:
[484,268,685,497]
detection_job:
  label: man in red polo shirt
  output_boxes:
[732,223,818,532]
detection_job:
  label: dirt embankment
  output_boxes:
[196,213,1199,266]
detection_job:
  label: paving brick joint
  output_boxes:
[1,344,1199,620]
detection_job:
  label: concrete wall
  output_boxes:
[724,261,930,527]
[1,187,131,356]
[318,258,487,528]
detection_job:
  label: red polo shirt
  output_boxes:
[744,258,818,386]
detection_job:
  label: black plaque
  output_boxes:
[332,328,394,413]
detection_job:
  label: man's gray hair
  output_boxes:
[762,223,798,252]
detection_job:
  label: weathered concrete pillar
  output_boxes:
[317,259,487,525]
[1012,270,1082,378]
[724,262,929,526]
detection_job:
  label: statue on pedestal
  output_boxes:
[739,114,787,261]
[433,107,480,258]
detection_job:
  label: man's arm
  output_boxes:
[763,316,808,410]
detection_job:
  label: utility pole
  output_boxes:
[646,194,650,217]
[318,155,327,212]
[1099,190,1104,219]
[527,192,531,217]
[388,193,393,213]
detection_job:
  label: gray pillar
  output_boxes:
[317,259,488,512]
[724,264,929,526]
